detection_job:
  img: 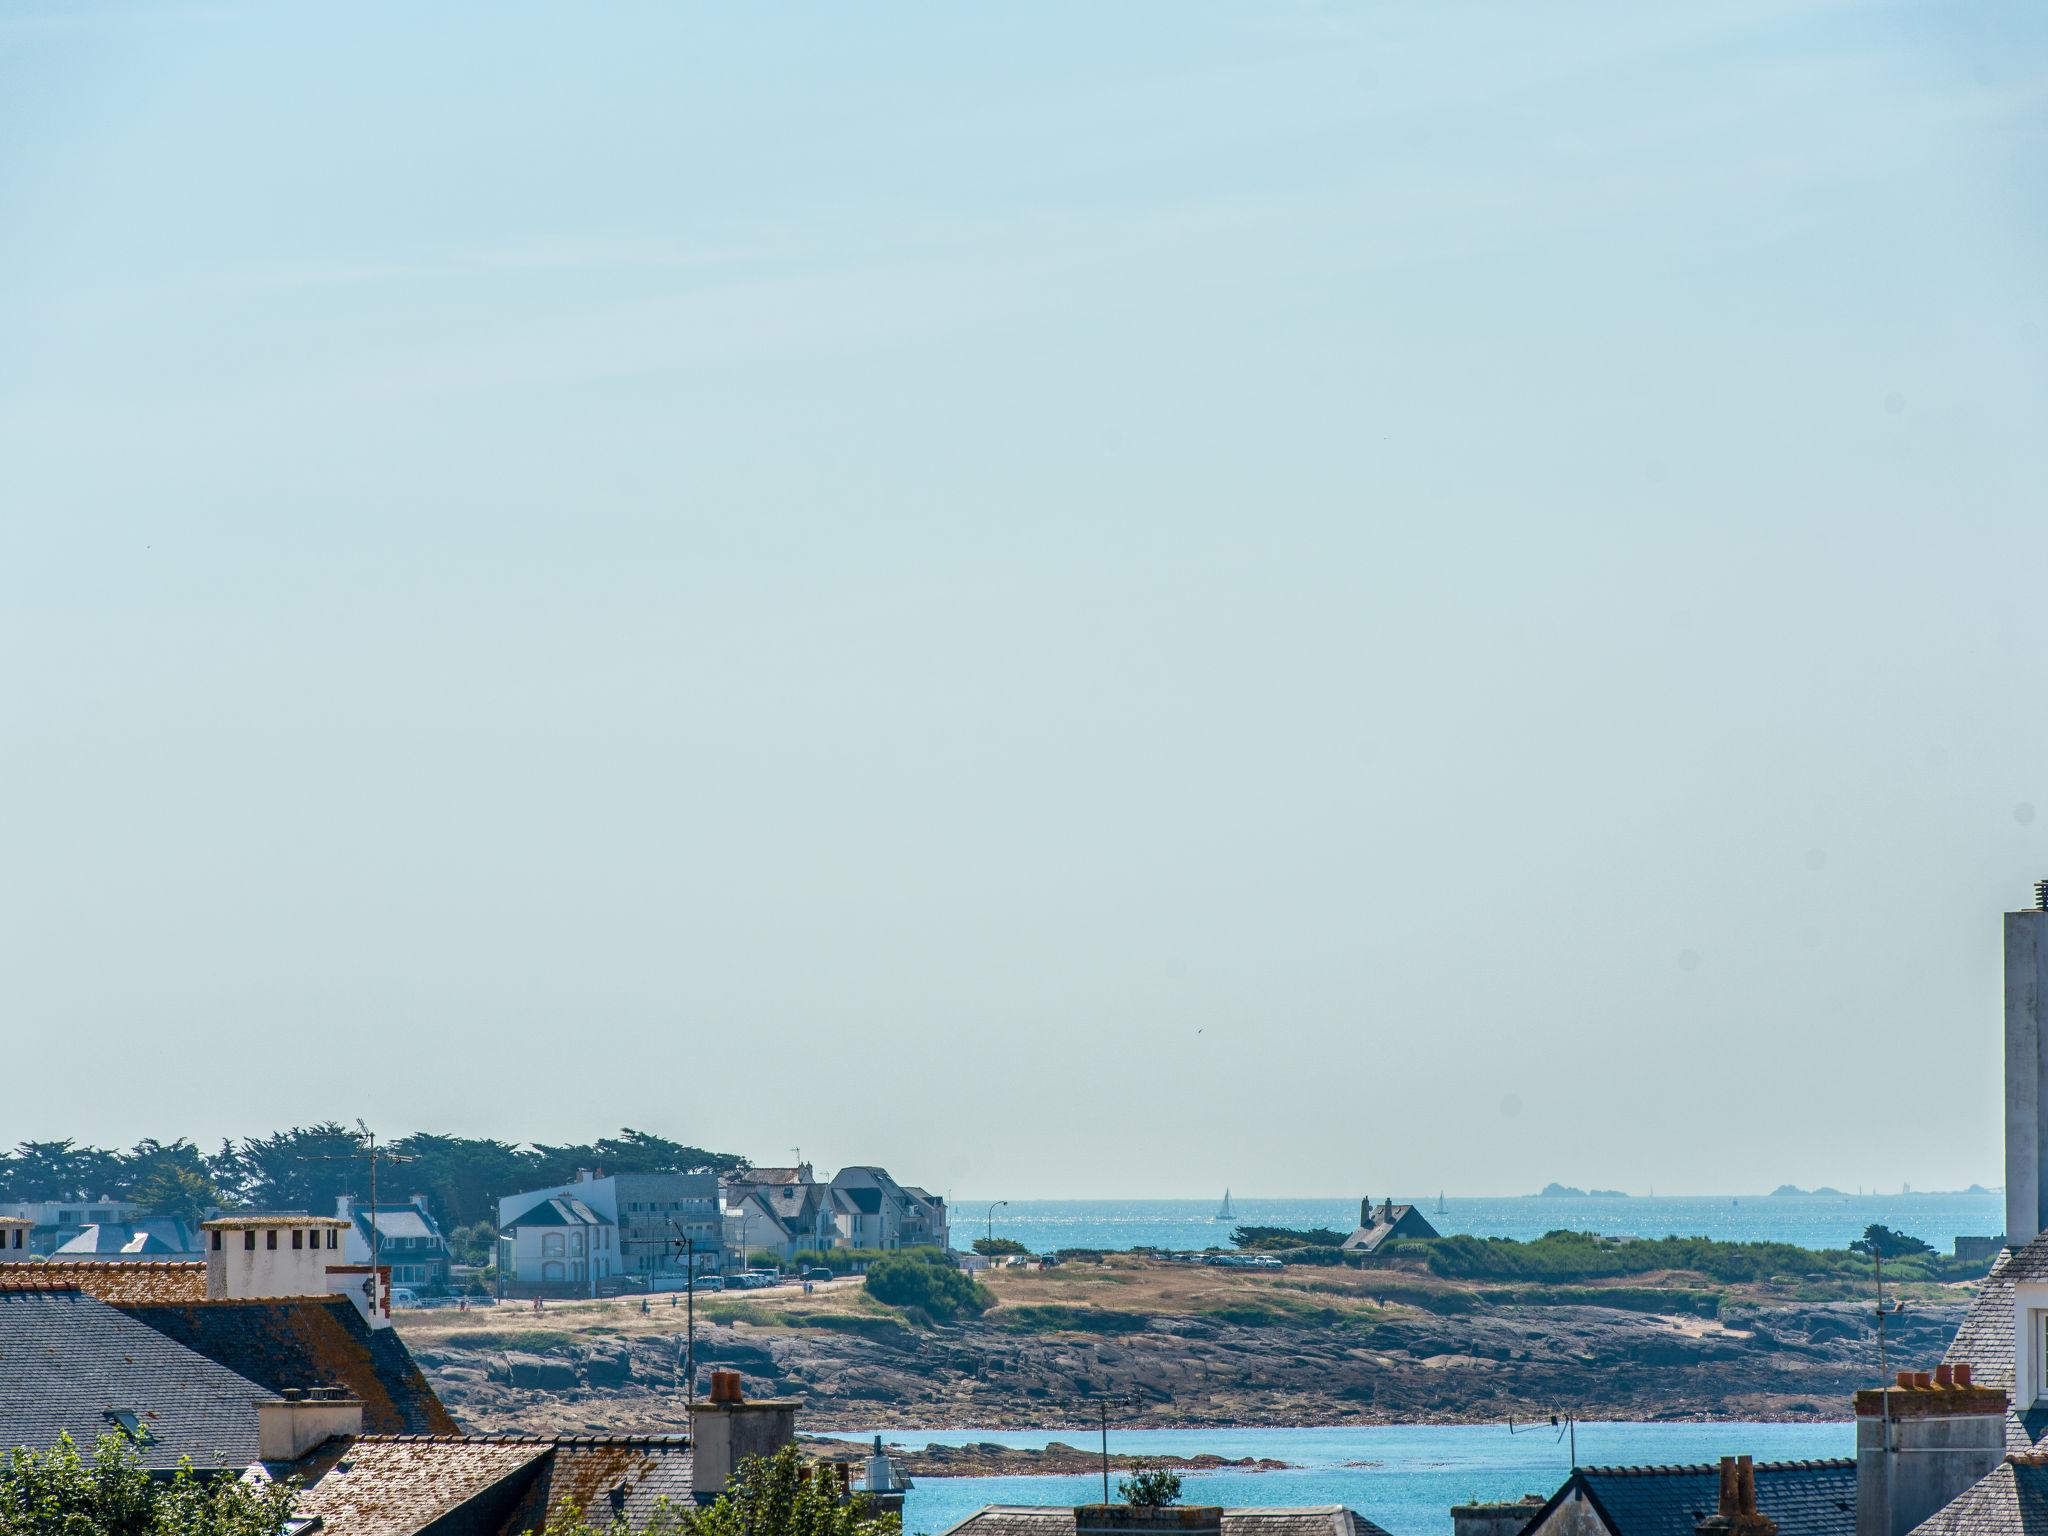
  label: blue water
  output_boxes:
[962,1193,1999,1257]
[826,1423,1853,1536]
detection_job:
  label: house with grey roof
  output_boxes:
[1515,1459,1857,1536]
[1338,1197,1438,1255]
[338,1194,453,1292]
[497,1169,723,1295]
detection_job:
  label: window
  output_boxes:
[104,1410,155,1445]
[543,1233,565,1257]
[327,1231,337,1249]
[266,1230,277,1250]
[211,1231,222,1251]
[292,1230,303,1249]
[245,1230,256,1250]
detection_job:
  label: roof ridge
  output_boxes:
[1579,1459,1855,1476]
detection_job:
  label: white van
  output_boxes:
[389,1286,420,1309]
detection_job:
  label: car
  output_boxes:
[389,1286,420,1308]
[695,1275,725,1291]
[738,1271,780,1289]
[802,1268,834,1281]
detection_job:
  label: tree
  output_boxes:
[862,1249,991,1323]
[1,1140,122,1203]
[130,1166,224,1225]
[0,1433,296,1536]
[972,1238,1028,1257]
[1852,1224,1934,1260]
[388,1134,535,1231]
[1117,1467,1183,1508]
[229,1124,368,1213]
[447,1221,498,1268]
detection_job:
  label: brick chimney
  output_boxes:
[686,1371,800,1502]
[1695,1457,1776,1536]
[2008,887,2048,1245]
[1855,1367,2008,1536]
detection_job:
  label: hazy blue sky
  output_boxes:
[3,1,2045,1198]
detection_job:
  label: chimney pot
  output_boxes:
[1897,1371,1914,1389]
[1935,1364,1954,1388]
[1914,1372,1933,1390]
[1957,1363,1974,1386]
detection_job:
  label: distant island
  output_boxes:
[1533,1182,1627,1198]
[1769,1184,1848,1197]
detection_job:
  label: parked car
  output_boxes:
[389,1286,420,1308]
[802,1267,834,1281]
[695,1275,725,1291]
[738,1271,780,1289]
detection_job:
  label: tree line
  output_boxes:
[1,1126,748,1232]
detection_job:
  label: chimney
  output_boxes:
[686,1372,800,1503]
[1696,1456,1776,1536]
[203,1217,351,1300]
[1361,1198,1372,1227]
[2008,888,2048,1245]
[256,1389,363,1460]
[1855,1368,2009,1536]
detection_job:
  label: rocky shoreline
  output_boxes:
[406,1294,1966,1438]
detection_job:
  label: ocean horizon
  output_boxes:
[961,1191,2003,1255]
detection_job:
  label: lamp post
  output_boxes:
[985,1200,1008,1249]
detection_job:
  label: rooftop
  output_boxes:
[0,1288,272,1470]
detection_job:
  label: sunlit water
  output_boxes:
[821,1423,1854,1536]
[959,1193,1998,1256]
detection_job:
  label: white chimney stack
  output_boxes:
[203,1217,350,1301]
[2007,887,2048,1246]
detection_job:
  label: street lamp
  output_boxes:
[985,1200,1008,1249]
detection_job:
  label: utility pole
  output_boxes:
[668,1221,697,1405]
[300,1122,413,1272]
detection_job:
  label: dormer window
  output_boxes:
[104,1410,154,1445]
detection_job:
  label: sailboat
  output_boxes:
[1215,1189,1235,1221]
[1435,1191,1447,1215]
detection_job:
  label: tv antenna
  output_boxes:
[299,1121,415,1269]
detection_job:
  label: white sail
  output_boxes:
[1216,1188,1235,1220]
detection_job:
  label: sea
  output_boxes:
[821,1422,1855,1536]
[961,1191,2000,1256]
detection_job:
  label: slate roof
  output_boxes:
[1340,1205,1440,1254]
[1531,1460,1857,1536]
[121,1296,458,1435]
[1905,1455,2048,1536]
[0,1288,271,1470]
[938,1508,1394,1536]
[0,1261,208,1304]
[284,1436,697,1536]
[1939,1243,2048,1451]
[356,1209,439,1243]
[504,1198,603,1229]
[56,1221,205,1258]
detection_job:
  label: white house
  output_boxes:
[498,1169,724,1294]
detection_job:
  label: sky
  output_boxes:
[2,1,2045,1200]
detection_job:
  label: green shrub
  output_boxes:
[862,1249,991,1323]
[0,1433,296,1536]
